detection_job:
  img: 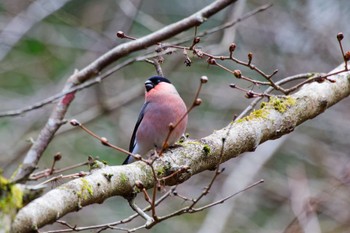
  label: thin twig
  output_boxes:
[158,76,208,156]
[189,138,226,209]
[142,76,208,221]
[337,32,348,70]
[29,160,89,180]
[166,3,273,47]
[69,119,131,156]
[191,179,264,211]
[0,51,161,118]
[38,172,88,186]
[154,180,264,224]
[42,187,176,232]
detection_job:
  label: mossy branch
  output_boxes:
[11,65,350,232]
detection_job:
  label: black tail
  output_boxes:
[122,155,131,165]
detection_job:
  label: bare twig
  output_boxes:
[153,180,264,225]
[0,53,151,118]
[337,32,348,70]
[185,109,237,210]
[42,187,176,232]
[159,76,208,156]
[151,31,348,98]
[69,119,132,156]
[188,138,226,209]
[38,171,88,186]
[167,3,273,47]
[152,59,164,77]
[190,179,264,211]
[229,83,272,99]
[29,160,90,180]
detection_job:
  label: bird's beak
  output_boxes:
[145,80,154,92]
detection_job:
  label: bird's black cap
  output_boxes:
[145,76,171,92]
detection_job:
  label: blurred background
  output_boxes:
[1,0,350,232]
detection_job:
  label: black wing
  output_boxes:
[122,102,149,165]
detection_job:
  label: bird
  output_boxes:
[122,76,188,164]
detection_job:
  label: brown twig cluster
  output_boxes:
[116,30,349,123]
[156,32,349,97]
[29,157,88,181]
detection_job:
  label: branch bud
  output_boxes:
[100,137,109,146]
[344,51,350,62]
[194,98,202,106]
[54,152,62,161]
[229,43,236,53]
[193,37,200,44]
[207,57,216,65]
[78,171,86,177]
[337,32,344,41]
[134,154,142,161]
[200,76,208,84]
[233,70,241,78]
[248,52,253,62]
[116,31,125,38]
[245,90,255,98]
[70,119,81,126]
[168,122,175,130]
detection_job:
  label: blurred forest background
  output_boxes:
[1,0,350,232]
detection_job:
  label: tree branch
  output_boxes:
[0,0,71,61]
[11,65,350,232]
[67,0,238,84]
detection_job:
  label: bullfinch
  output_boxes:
[122,76,188,164]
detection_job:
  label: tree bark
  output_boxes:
[11,65,350,233]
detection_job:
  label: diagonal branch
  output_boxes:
[11,65,350,232]
[66,0,238,84]
[0,0,71,61]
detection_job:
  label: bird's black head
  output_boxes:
[145,76,171,92]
